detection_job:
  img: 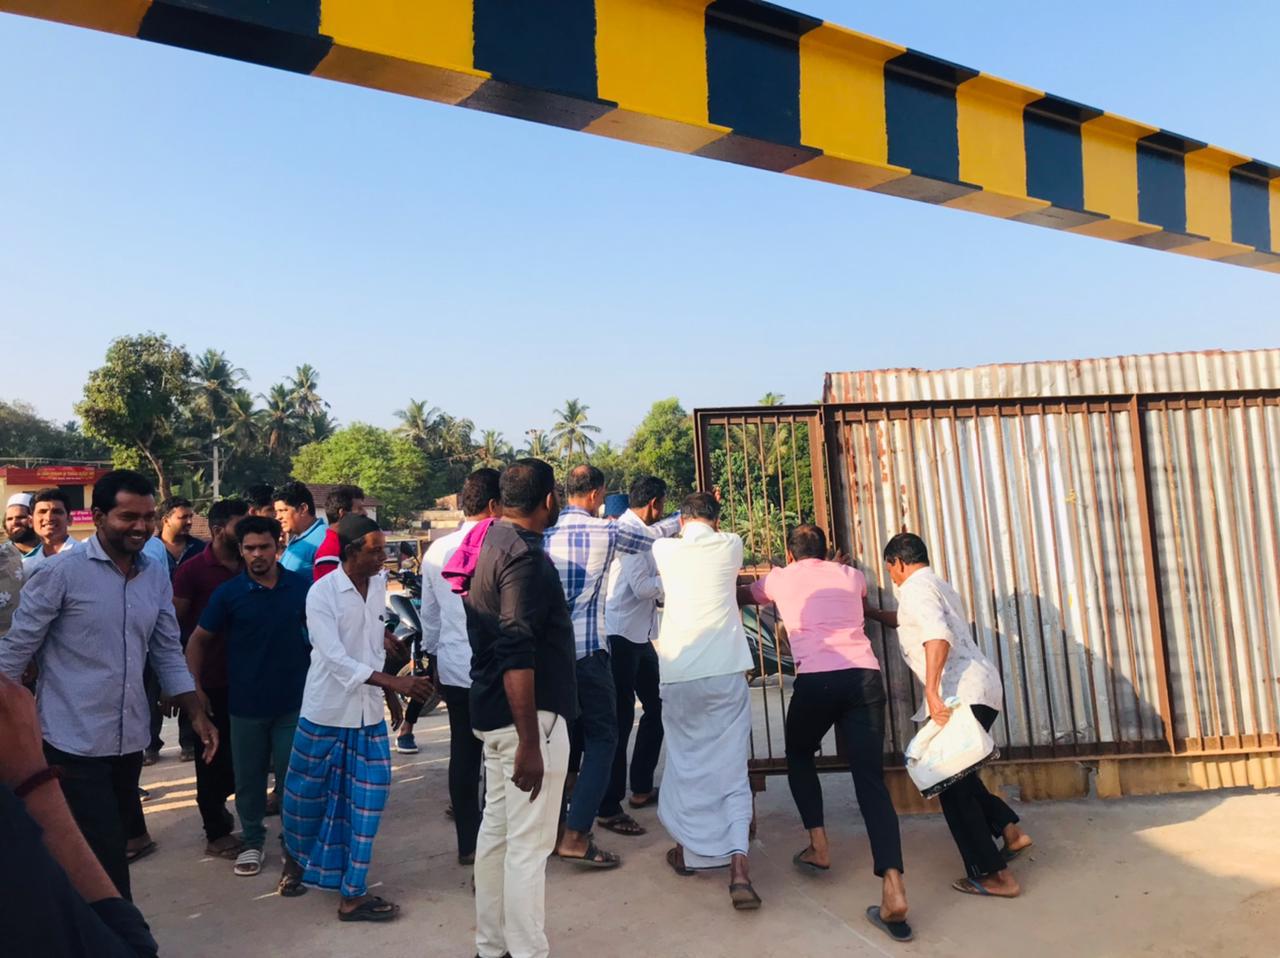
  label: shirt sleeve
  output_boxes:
[623,551,663,603]
[615,522,660,556]
[748,568,774,605]
[305,582,376,691]
[312,531,340,581]
[0,560,65,679]
[492,552,541,674]
[902,583,952,645]
[149,575,196,698]
[418,558,443,656]
[197,583,231,635]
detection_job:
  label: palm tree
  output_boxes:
[436,414,476,463]
[758,392,785,406]
[288,364,327,417]
[550,398,601,460]
[520,428,552,460]
[394,399,441,450]
[298,410,337,445]
[475,430,512,469]
[192,349,247,427]
[259,383,299,455]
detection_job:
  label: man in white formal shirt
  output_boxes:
[278,514,431,922]
[651,491,759,911]
[597,476,670,833]
[394,469,502,864]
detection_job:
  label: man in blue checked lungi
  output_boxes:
[277,514,433,921]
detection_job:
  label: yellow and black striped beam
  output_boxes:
[6,0,1280,273]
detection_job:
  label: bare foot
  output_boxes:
[1003,824,1033,853]
[959,870,1020,897]
[881,868,909,922]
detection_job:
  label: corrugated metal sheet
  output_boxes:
[823,349,1280,404]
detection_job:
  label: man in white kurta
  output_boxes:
[651,492,759,910]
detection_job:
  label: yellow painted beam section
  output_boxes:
[588,0,724,153]
[1184,147,1237,244]
[789,24,906,190]
[1075,113,1160,242]
[1272,179,1280,254]
[949,74,1047,218]
[315,0,486,105]
[2,0,149,36]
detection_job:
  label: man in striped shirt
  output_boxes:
[544,465,680,868]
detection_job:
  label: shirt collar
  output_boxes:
[245,564,287,590]
[681,521,716,540]
[84,532,151,569]
[561,505,592,518]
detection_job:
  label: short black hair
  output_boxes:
[787,524,827,560]
[159,496,193,518]
[461,468,501,518]
[235,514,283,545]
[31,487,72,512]
[244,483,275,509]
[323,484,365,523]
[207,497,249,531]
[501,459,556,515]
[628,475,668,510]
[883,532,930,566]
[680,491,720,522]
[273,480,315,514]
[565,464,605,497]
[91,470,155,514]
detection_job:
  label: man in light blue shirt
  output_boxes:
[273,480,327,575]
[0,469,218,901]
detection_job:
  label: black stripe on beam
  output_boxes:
[884,52,977,186]
[1230,162,1278,251]
[1024,96,1102,211]
[465,0,611,131]
[138,1,331,74]
[1136,130,1205,235]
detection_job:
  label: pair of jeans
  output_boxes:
[564,650,617,833]
[43,744,146,901]
[195,686,236,843]
[599,637,663,817]
[938,704,1020,879]
[229,711,298,849]
[474,712,569,958]
[784,668,904,877]
[441,683,483,859]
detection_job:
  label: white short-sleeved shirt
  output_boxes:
[300,566,388,728]
[895,567,1003,721]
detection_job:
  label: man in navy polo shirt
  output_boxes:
[186,515,312,879]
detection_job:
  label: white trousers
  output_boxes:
[474,711,570,958]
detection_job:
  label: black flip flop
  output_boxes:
[125,841,156,864]
[338,896,399,922]
[729,882,762,911]
[1002,840,1034,862]
[666,847,693,877]
[865,905,914,942]
[597,813,647,836]
[792,848,830,873]
[628,788,659,809]
[556,840,620,869]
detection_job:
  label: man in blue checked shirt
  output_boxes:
[545,465,680,869]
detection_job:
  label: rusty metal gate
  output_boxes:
[694,389,1280,776]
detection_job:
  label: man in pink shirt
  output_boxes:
[740,524,912,944]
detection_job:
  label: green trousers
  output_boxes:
[229,711,298,849]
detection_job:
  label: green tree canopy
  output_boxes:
[624,398,695,499]
[76,333,195,498]
[0,400,108,463]
[291,423,432,526]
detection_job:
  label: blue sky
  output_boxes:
[2,2,1277,445]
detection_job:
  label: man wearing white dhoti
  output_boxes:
[651,491,759,911]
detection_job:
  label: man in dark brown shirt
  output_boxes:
[463,459,576,958]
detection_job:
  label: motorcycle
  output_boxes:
[385,570,443,720]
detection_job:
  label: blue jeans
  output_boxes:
[565,650,617,833]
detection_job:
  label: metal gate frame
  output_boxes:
[694,388,1280,778]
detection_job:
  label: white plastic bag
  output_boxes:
[904,697,999,798]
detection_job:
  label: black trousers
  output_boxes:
[600,636,663,817]
[441,684,484,859]
[43,744,146,901]
[784,668,904,877]
[939,704,1020,879]
[144,662,194,754]
[194,685,236,843]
